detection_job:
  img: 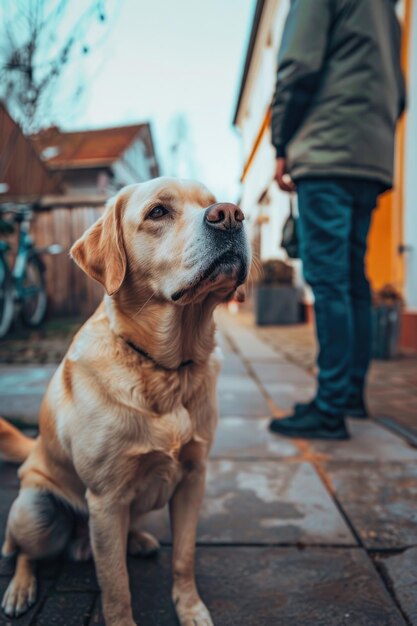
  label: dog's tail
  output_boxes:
[0,417,35,464]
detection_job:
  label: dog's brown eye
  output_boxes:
[147,205,169,220]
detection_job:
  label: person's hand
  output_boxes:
[274,158,296,193]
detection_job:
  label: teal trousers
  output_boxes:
[296,178,382,416]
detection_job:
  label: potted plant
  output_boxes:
[255,259,300,325]
[372,284,403,359]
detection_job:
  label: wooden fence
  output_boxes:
[28,204,106,318]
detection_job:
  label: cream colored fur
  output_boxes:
[0,178,249,626]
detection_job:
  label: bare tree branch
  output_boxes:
[0,0,112,132]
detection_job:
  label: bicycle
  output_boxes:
[0,204,62,338]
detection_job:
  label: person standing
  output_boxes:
[269,0,405,440]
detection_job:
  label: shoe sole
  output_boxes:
[346,411,368,419]
[269,425,350,441]
[297,406,368,420]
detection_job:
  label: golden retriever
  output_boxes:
[0,177,250,626]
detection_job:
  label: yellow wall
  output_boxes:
[367,193,395,291]
[367,0,411,293]
[367,189,403,291]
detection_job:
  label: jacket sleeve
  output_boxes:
[271,0,332,157]
[398,68,406,119]
[393,10,406,119]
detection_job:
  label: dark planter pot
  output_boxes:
[372,303,401,359]
[256,285,300,326]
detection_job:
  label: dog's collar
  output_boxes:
[122,337,193,372]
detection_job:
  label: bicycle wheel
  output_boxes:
[0,253,14,338]
[20,255,47,327]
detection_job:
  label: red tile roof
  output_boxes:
[31,123,151,169]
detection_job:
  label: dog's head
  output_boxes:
[71,177,250,306]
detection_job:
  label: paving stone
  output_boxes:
[89,554,175,625]
[0,555,60,579]
[0,365,57,424]
[259,380,316,410]
[311,420,417,462]
[379,546,417,625]
[235,334,282,359]
[369,396,417,439]
[216,313,282,360]
[0,462,20,490]
[0,489,17,546]
[219,353,247,376]
[327,462,417,549]
[56,561,99,592]
[35,592,96,625]
[217,374,261,395]
[144,461,355,545]
[252,316,318,368]
[251,361,314,386]
[211,417,299,459]
[0,366,57,393]
[0,556,15,578]
[215,329,234,355]
[90,547,404,626]
[218,378,270,417]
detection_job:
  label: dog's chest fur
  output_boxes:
[50,345,219,512]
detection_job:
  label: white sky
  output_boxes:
[62,0,257,200]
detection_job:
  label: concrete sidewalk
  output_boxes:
[1,310,417,624]
[0,365,57,424]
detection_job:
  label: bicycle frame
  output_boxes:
[0,204,63,333]
[12,214,44,300]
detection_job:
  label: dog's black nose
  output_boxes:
[204,203,245,232]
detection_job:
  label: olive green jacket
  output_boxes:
[271,0,405,189]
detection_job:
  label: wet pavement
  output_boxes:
[0,309,416,624]
[0,365,56,424]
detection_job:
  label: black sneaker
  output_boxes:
[269,403,350,441]
[296,395,369,419]
[345,393,369,419]
[294,401,314,415]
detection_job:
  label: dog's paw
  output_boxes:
[174,598,214,626]
[128,530,160,558]
[1,573,37,617]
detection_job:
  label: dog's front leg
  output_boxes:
[87,492,135,626]
[170,449,213,626]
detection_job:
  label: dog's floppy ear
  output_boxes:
[70,192,127,295]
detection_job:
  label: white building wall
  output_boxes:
[404,1,417,309]
[235,0,317,304]
[238,0,293,264]
[240,130,288,257]
[239,0,290,161]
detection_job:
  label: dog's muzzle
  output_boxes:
[170,203,248,302]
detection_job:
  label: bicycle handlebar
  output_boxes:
[0,204,34,221]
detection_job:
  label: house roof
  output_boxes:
[0,103,62,203]
[31,123,157,171]
[232,0,266,125]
